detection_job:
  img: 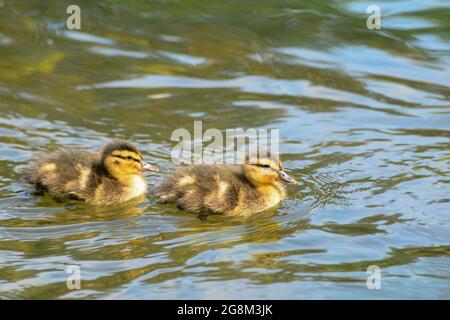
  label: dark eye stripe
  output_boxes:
[113,155,141,163]
[254,163,275,170]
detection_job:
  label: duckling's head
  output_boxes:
[243,149,296,186]
[101,140,158,179]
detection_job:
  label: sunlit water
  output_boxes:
[0,0,449,299]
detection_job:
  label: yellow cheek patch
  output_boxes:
[105,155,119,166]
[128,162,140,170]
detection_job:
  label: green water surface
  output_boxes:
[0,0,449,299]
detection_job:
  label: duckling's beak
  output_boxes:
[139,162,159,172]
[278,170,296,184]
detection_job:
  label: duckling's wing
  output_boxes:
[24,149,98,199]
[154,165,245,214]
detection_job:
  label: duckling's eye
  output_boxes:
[127,156,133,161]
[259,164,271,169]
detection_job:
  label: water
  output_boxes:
[0,0,449,299]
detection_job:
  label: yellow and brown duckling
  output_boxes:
[24,139,158,205]
[153,150,296,216]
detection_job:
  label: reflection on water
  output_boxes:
[0,0,449,299]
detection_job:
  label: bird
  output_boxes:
[153,149,296,216]
[24,139,159,205]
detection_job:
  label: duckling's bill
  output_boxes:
[140,161,159,172]
[278,170,296,184]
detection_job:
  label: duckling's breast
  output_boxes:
[124,175,147,200]
[254,183,286,210]
[258,187,280,205]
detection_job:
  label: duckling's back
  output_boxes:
[153,164,262,215]
[24,149,99,200]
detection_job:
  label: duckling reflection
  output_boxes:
[154,149,296,216]
[24,139,158,205]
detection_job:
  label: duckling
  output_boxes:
[153,150,296,216]
[24,139,159,205]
